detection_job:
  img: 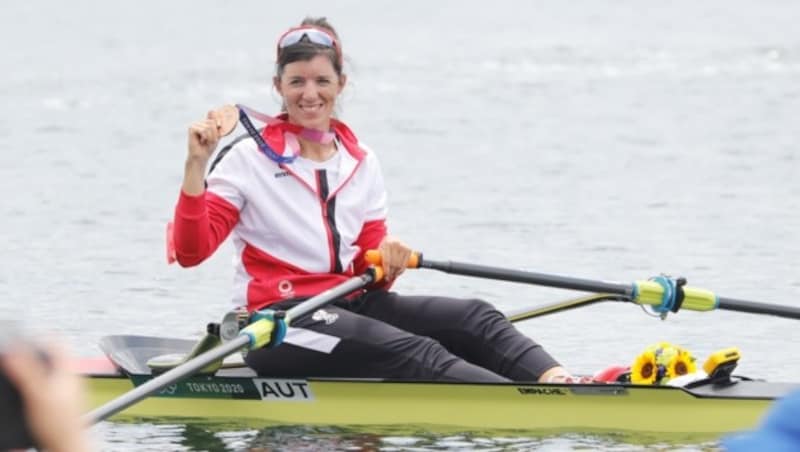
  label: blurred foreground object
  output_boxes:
[724,388,800,451]
[0,323,91,451]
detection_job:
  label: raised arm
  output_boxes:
[172,111,239,267]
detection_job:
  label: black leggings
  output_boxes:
[244,291,559,382]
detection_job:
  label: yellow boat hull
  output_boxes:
[86,373,776,436]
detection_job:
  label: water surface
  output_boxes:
[1,0,799,450]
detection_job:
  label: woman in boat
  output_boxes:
[173,16,583,384]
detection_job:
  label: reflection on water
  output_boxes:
[96,423,721,451]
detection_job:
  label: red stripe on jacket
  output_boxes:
[172,190,390,311]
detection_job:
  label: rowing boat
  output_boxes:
[80,294,798,436]
[80,258,800,438]
[83,361,793,436]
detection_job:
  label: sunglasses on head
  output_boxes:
[276,26,342,66]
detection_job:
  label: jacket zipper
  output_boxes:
[316,169,342,273]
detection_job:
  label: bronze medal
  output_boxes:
[214,104,239,137]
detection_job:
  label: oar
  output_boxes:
[505,293,628,323]
[128,293,620,374]
[85,269,383,424]
[365,251,800,320]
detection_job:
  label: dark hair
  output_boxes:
[276,17,343,78]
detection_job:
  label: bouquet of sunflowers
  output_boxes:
[631,342,697,385]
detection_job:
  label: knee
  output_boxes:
[462,298,503,321]
[455,298,513,341]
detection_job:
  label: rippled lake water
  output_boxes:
[1,0,799,450]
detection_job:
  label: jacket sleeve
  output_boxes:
[172,190,240,267]
[351,149,392,289]
[353,219,387,271]
[172,143,248,267]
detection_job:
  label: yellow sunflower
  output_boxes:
[656,341,674,351]
[666,349,697,379]
[631,350,659,384]
[655,343,677,362]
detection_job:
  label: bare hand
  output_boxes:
[377,236,413,282]
[187,110,223,162]
[1,341,91,452]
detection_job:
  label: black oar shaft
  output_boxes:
[718,297,800,320]
[418,256,797,321]
[86,272,376,424]
[422,259,633,295]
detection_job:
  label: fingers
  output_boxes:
[2,339,91,452]
[187,117,221,159]
[0,342,48,396]
[189,119,221,144]
[38,340,71,372]
[378,237,413,282]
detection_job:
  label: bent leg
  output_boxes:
[358,292,560,381]
[244,301,508,382]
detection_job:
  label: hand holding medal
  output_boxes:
[187,104,239,161]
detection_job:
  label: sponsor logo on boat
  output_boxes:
[160,384,178,395]
[274,171,290,178]
[517,387,569,396]
[135,374,257,399]
[312,309,338,325]
[254,379,314,401]
[185,381,247,395]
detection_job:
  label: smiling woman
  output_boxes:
[275,54,343,147]
[171,16,581,384]
[273,19,346,157]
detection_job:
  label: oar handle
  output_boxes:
[364,250,421,268]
